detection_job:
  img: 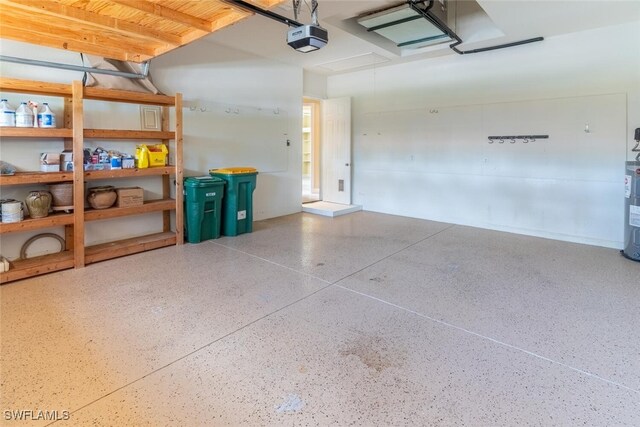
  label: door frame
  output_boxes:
[321,97,352,205]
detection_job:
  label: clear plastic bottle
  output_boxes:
[15,102,34,128]
[0,99,16,127]
[37,103,56,128]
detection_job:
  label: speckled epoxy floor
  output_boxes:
[1,212,639,426]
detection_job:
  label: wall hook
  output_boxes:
[584,124,590,133]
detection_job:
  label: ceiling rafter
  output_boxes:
[108,0,216,32]
[0,0,288,63]
[3,0,182,46]
[0,5,156,59]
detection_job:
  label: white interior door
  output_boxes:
[322,97,351,205]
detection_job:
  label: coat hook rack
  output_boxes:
[487,135,549,144]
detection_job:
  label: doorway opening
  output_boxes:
[302,98,321,203]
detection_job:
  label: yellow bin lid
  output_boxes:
[210,167,257,174]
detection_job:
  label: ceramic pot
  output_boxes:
[25,191,52,218]
[87,186,117,210]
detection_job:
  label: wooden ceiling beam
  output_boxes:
[0,5,156,60]
[177,9,250,48]
[3,0,182,46]
[108,0,216,32]
[0,24,142,62]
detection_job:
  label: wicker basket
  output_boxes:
[87,186,117,210]
[49,183,73,209]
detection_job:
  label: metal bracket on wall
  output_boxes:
[487,135,549,144]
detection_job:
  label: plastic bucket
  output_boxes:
[2,201,23,223]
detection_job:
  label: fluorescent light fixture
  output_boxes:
[357,4,452,49]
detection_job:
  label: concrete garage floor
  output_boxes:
[1,212,639,426]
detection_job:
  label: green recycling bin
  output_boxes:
[209,167,258,236]
[183,176,225,243]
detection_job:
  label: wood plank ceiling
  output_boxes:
[0,0,287,62]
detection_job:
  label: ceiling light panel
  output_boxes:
[357,4,452,49]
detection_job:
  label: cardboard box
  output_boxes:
[122,157,135,169]
[116,187,144,208]
[40,153,60,172]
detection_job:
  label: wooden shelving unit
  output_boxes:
[85,232,177,264]
[0,172,73,185]
[85,199,175,221]
[0,127,73,138]
[0,213,75,234]
[84,167,174,180]
[0,251,75,284]
[0,77,183,284]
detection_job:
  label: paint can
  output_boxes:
[1,200,23,223]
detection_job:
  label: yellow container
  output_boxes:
[136,145,149,169]
[209,167,257,175]
[136,144,168,168]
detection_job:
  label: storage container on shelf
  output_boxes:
[0,99,16,127]
[15,102,33,128]
[37,103,56,128]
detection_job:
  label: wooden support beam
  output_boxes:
[63,96,74,251]
[72,81,85,268]
[109,0,215,32]
[3,0,182,46]
[174,93,184,245]
[161,106,171,233]
[177,9,249,48]
[0,77,71,97]
[0,23,147,63]
[0,6,153,62]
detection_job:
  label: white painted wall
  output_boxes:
[303,70,327,99]
[1,39,303,259]
[151,41,303,221]
[327,21,640,248]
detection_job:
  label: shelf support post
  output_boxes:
[72,81,85,268]
[175,93,184,244]
[161,106,171,233]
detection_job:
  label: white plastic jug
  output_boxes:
[0,99,16,127]
[37,103,56,128]
[15,102,34,128]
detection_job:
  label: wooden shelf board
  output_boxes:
[85,231,176,264]
[85,199,175,221]
[0,171,73,185]
[0,212,74,234]
[0,127,73,138]
[84,129,174,139]
[83,87,176,106]
[1,251,74,284]
[0,78,71,97]
[84,166,174,180]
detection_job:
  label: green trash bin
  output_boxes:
[209,167,258,236]
[183,176,225,243]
